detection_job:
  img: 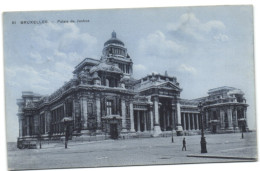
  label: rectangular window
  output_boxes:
[40,114,45,134]
[87,103,93,114]
[106,101,113,115]
[66,102,73,117]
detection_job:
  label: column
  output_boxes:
[121,99,127,132]
[96,96,101,133]
[64,102,66,117]
[171,105,176,130]
[205,111,209,129]
[73,100,81,132]
[167,112,170,129]
[177,101,181,125]
[137,111,140,132]
[233,108,238,130]
[81,97,88,132]
[45,111,50,134]
[196,114,199,130]
[220,109,225,129]
[192,114,195,130]
[48,111,52,134]
[129,101,135,132]
[153,96,162,136]
[154,98,159,125]
[227,108,233,129]
[176,99,183,133]
[163,113,166,131]
[72,100,75,128]
[19,117,23,137]
[183,113,186,130]
[187,113,190,130]
[150,105,154,131]
[244,108,248,129]
[44,111,47,134]
[26,116,30,136]
[33,114,38,135]
[144,112,147,132]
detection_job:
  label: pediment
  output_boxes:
[156,82,181,91]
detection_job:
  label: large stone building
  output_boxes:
[16,31,249,147]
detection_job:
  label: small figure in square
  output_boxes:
[182,137,186,151]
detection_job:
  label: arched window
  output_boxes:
[106,79,109,86]
[106,100,113,115]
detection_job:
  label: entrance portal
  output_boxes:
[212,125,217,133]
[110,124,118,139]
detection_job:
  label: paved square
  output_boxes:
[7,132,257,170]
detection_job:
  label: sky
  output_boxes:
[3,6,255,142]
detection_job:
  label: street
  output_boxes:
[7,132,257,170]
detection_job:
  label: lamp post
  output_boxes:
[61,117,73,149]
[171,127,174,143]
[198,102,207,153]
[241,120,245,139]
[65,124,69,149]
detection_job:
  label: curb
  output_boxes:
[187,154,257,161]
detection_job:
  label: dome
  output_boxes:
[104,31,125,46]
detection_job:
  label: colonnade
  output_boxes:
[134,110,151,132]
[207,107,247,130]
[181,113,200,130]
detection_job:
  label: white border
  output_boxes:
[0,0,259,171]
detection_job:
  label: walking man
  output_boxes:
[182,137,186,151]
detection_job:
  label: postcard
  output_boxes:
[3,5,257,170]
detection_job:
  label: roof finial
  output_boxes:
[165,70,168,76]
[112,30,116,38]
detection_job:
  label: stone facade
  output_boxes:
[16,31,249,147]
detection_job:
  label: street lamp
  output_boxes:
[171,126,174,143]
[198,102,207,153]
[61,117,73,149]
[241,120,246,139]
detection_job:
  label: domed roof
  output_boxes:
[104,31,125,46]
[90,62,123,74]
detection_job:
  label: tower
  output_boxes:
[101,31,133,77]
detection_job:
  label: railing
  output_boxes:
[49,80,74,102]
[134,96,148,102]
[204,97,246,106]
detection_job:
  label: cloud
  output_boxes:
[5,65,50,92]
[135,31,188,78]
[213,33,229,42]
[167,13,228,42]
[5,63,75,95]
[6,22,100,95]
[134,64,146,71]
[139,31,186,58]
[58,24,98,55]
[30,52,43,64]
[30,23,98,64]
[178,64,197,75]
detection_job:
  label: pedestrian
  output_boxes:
[182,137,186,151]
[65,125,69,149]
